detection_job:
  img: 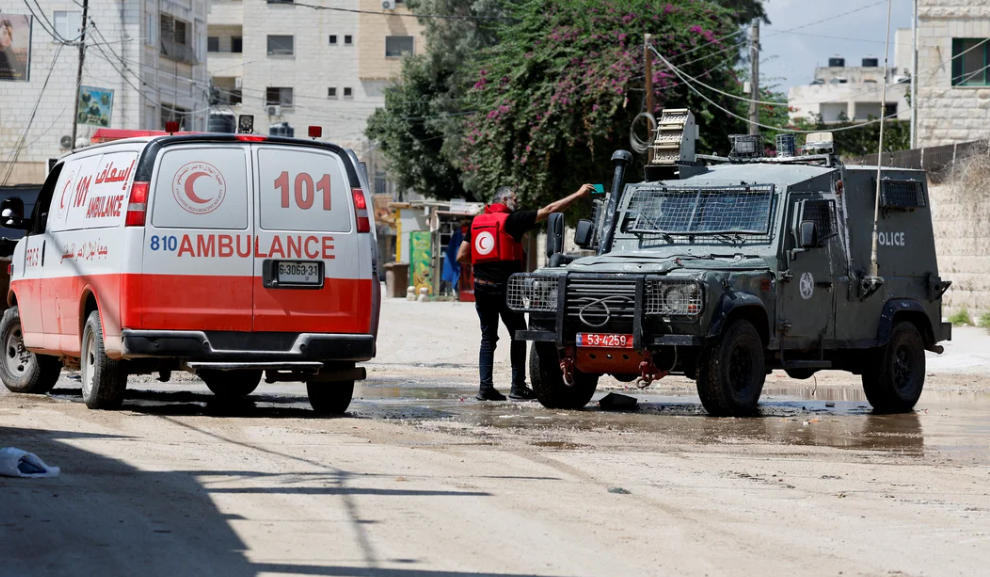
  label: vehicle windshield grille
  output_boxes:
[623,184,775,236]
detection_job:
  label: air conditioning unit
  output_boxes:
[381,0,396,10]
[266,105,281,117]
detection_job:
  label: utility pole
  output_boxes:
[748,19,760,136]
[645,33,654,162]
[910,0,919,149]
[70,0,89,150]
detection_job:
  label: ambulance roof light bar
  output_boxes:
[165,121,179,134]
[308,126,322,139]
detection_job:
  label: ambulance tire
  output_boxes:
[861,321,925,414]
[530,342,598,410]
[696,320,765,417]
[201,370,262,399]
[306,380,354,415]
[81,311,127,410]
[0,306,61,394]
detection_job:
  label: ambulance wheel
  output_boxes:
[530,342,598,410]
[861,321,925,414]
[696,320,765,417]
[201,370,262,399]
[0,306,61,394]
[81,311,127,410]
[306,380,354,415]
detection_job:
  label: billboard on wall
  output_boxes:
[0,14,32,82]
[77,86,114,127]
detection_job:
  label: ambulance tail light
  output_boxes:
[125,181,150,227]
[352,188,370,233]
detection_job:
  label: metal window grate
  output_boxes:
[625,185,775,236]
[880,179,926,209]
[507,275,559,312]
[645,280,702,316]
[800,200,836,246]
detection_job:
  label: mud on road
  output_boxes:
[1,300,989,577]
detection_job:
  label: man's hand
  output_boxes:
[536,183,595,222]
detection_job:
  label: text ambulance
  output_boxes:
[0,132,381,414]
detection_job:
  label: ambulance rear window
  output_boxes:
[151,147,250,230]
[257,147,352,233]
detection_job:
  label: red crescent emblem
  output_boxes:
[183,172,213,204]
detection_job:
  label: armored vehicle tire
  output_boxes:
[81,311,128,410]
[785,369,818,380]
[861,321,925,414]
[0,306,61,394]
[307,380,354,415]
[696,320,766,416]
[201,370,262,399]
[530,342,599,410]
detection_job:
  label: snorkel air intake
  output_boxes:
[598,149,634,256]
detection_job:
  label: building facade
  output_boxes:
[0,1,209,185]
[915,0,990,147]
[206,0,425,191]
[788,34,912,125]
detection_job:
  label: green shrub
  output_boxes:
[948,309,973,326]
[978,312,990,329]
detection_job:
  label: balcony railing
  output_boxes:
[161,38,197,64]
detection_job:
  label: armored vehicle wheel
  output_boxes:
[201,370,262,399]
[861,321,925,413]
[530,342,598,410]
[785,369,818,380]
[0,306,61,394]
[696,320,766,416]
[307,380,354,415]
[81,311,127,410]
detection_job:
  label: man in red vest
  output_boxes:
[457,184,593,401]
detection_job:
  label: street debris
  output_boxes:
[0,447,60,478]
[599,392,639,411]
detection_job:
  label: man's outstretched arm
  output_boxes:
[535,184,594,222]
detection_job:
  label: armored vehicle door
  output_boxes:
[780,198,839,349]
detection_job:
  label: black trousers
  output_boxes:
[474,283,527,392]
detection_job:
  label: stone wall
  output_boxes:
[916,1,990,148]
[929,156,990,318]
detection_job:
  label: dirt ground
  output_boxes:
[1,297,989,577]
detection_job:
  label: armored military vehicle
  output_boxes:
[508,109,952,416]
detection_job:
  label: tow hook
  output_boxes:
[560,348,576,387]
[635,352,668,389]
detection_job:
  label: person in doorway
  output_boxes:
[457,184,593,401]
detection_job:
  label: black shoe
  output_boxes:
[509,387,537,401]
[476,389,507,401]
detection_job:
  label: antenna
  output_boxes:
[867,0,894,288]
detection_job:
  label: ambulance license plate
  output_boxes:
[276,261,322,285]
[576,333,633,348]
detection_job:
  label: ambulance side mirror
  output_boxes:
[546,212,564,261]
[800,220,819,249]
[574,219,594,249]
[0,197,28,230]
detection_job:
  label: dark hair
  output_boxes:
[492,186,514,205]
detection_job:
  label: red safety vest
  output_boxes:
[470,203,525,265]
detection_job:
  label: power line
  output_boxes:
[653,47,897,134]
[2,43,65,186]
[292,2,505,21]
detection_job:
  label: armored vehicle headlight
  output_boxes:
[646,280,703,316]
[507,274,560,312]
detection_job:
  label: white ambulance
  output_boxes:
[0,130,381,413]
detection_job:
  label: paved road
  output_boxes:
[1,299,989,577]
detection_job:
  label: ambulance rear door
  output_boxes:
[141,144,255,331]
[251,144,372,334]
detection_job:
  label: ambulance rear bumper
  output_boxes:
[120,330,376,363]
